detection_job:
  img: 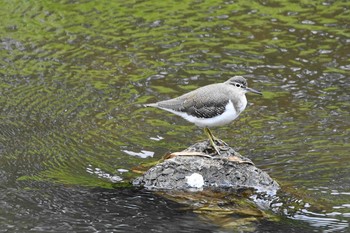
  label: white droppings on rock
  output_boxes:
[186,173,204,188]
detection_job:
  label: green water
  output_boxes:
[0,0,349,232]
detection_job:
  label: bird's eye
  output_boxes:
[235,84,241,88]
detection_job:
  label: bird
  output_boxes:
[145,76,262,155]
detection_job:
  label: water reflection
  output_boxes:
[1,185,222,232]
[0,0,349,232]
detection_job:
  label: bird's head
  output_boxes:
[225,76,262,95]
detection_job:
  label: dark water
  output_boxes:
[1,0,349,232]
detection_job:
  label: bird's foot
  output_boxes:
[208,138,230,156]
[211,144,222,156]
[212,138,228,147]
[205,140,226,156]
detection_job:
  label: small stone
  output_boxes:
[144,171,158,180]
[173,173,186,180]
[162,168,174,175]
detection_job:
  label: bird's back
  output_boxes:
[152,83,245,115]
[157,83,229,109]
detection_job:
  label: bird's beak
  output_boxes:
[245,87,262,95]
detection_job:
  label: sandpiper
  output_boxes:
[145,76,262,154]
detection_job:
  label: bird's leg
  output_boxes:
[205,128,228,146]
[204,127,221,155]
[205,127,217,142]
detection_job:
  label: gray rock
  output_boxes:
[133,140,279,195]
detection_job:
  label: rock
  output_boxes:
[133,140,279,195]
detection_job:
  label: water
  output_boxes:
[0,0,349,232]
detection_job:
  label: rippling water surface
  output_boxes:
[1,0,349,232]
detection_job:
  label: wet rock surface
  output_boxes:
[133,140,279,194]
